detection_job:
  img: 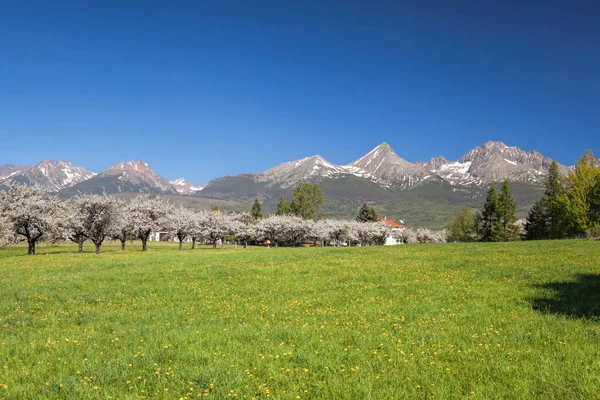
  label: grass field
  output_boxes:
[1,240,599,399]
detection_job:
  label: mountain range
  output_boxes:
[0,141,591,227]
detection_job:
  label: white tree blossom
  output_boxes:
[0,185,64,255]
[64,195,118,253]
[324,219,349,246]
[309,219,333,246]
[64,197,88,252]
[163,205,195,250]
[109,199,134,251]
[187,211,205,249]
[351,221,390,246]
[394,228,446,244]
[128,195,169,251]
[0,213,13,246]
[0,187,444,252]
[197,210,233,249]
[82,195,118,254]
[282,216,310,246]
[256,215,288,247]
[230,212,255,248]
[415,228,446,244]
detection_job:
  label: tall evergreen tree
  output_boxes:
[356,203,378,222]
[524,160,566,240]
[276,197,292,216]
[250,198,262,221]
[481,184,500,242]
[472,211,484,241]
[497,180,520,241]
[525,199,548,240]
[545,160,565,239]
[291,182,323,220]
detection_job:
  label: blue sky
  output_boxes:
[1,0,598,183]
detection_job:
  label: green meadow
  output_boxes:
[1,240,599,399]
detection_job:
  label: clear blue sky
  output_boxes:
[1,0,598,183]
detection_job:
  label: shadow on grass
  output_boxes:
[529,274,600,321]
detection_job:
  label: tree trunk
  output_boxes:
[142,238,148,251]
[78,242,83,252]
[221,238,224,248]
[179,240,183,251]
[95,243,101,254]
[243,240,247,249]
[120,239,126,251]
[192,238,197,249]
[212,240,217,249]
[28,240,35,256]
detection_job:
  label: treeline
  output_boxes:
[446,151,600,242]
[0,184,393,256]
[525,151,599,239]
[273,182,323,219]
[446,179,520,242]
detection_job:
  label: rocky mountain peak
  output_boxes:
[106,160,151,174]
[258,155,346,188]
[0,164,28,180]
[482,140,508,150]
[169,177,206,195]
[0,160,95,190]
[62,160,177,195]
[347,143,434,189]
[425,156,449,170]
[452,141,566,184]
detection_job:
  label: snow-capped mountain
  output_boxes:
[199,141,574,197]
[253,143,436,190]
[0,141,585,199]
[1,141,591,228]
[257,155,349,188]
[425,141,568,186]
[63,160,177,195]
[346,142,436,188]
[169,177,205,194]
[0,164,28,180]
[0,160,96,190]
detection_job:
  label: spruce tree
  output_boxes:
[481,184,500,242]
[524,160,566,240]
[545,160,565,239]
[356,203,378,222]
[497,180,520,241]
[525,199,548,240]
[472,211,483,241]
[250,198,262,221]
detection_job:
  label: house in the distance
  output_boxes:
[378,217,405,245]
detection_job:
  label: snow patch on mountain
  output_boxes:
[0,160,95,190]
[170,177,206,194]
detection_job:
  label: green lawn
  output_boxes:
[1,240,599,399]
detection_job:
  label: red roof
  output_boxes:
[378,218,403,228]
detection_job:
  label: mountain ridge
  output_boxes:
[60,160,177,195]
[0,160,95,190]
[0,141,591,227]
